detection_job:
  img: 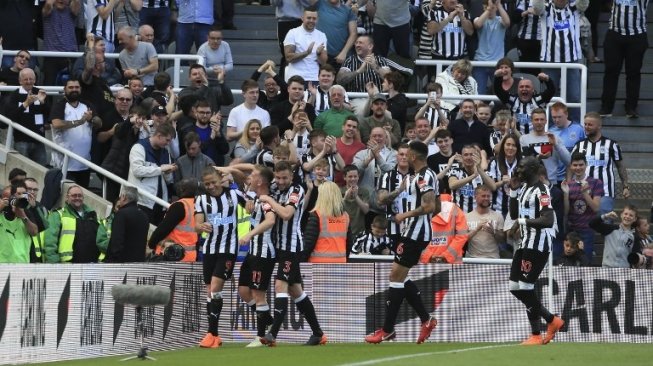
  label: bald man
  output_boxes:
[1,68,49,166]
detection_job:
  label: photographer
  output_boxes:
[24,178,50,263]
[0,184,38,263]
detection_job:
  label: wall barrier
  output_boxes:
[1,262,651,364]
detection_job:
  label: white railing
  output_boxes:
[0,114,170,209]
[350,252,556,313]
[415,60,588,120]
[1,49,203,90]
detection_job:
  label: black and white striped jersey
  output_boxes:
[402,166,438,242]
[487,158,518,217]
[572,136,623,198]
[292,130,311,158]
[504,96,548,134]
[539,1,583,63]
[351,232,393,255]
[195,189,246,255]
[143,0,168,8]
[340,55,412,92]
[271,184,305,253]
[447,165,483,213]
[423,105,451,130]
[304,88,330,115]
[301,150,337,182]
[248,196,276,259]
[378,167,413,236]
[609,0,649,35]
[516,182,555,252]
[427,3,471,59]
[418,2,435,59]
[87,0,115,45]
[256,148,275,168]
[516,0,542,40]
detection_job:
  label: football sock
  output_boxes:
[404,280,429,323]
[209,297,223,336]
[296,295,323,336]
[383,283,406,333]
[271,294,289,337]
[256,305,272,337]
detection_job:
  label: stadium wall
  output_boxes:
[1,263,652,364]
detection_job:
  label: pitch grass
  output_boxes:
[36,342,650,366]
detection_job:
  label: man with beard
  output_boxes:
[465,185,505,259]
[519,108,570,185]
[334,116,365,186]
[178,64,233,114]
[448,99,491,156]
[179,100,229,167]
[507,156,563,345]
[493,70,555,135]
[283,7,328,83]
[359,94,401,146]
[50,78,102,188]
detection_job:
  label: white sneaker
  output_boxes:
[245,337,264,348]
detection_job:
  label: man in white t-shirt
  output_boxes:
[49,79,102,189]
[465,185,506,259]
[283,8,328,82]
[226,79,271,141]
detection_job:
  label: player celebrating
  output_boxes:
[365,141,438,344]
[508,156,564,345]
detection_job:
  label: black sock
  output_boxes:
[521,290,542,335]
[383,285,405,333]
[270,296,288,337]
[209,298,223,336]
[296,296,322,336]
[404,280,429,323]
[256,305,272,337]
[206,300,211,333]
[540,306,554,323]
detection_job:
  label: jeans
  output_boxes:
[548,64,581,122]
[372,22,411,59]
[599,196,614,216]
[14,142,47,167]
[176,22,212,55]
[472,66,495,95]
[140,7,171,53]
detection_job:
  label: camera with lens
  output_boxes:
[628,252,653,269]
[10,194,29,209]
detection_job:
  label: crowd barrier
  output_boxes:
[2,262,651,364]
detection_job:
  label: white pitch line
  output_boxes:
[336,344,514,366]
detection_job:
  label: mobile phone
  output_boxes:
[429,92,437,99]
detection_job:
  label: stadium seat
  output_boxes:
[164,66,191,88]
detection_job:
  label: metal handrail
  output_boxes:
[415,60,588,120]
[0,114,170,209]
[1,49,204,90]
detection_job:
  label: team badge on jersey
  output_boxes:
[539,194,551,207]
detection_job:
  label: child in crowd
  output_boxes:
[489,109,518,155]
[341,165,370,237]
[476,102,493,126]
[402,122,416,143]
[351,215,393,255]
[414,82,450,129]
[554,232,589,266]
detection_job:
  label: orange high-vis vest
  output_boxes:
[158,198,198,262]
[308,211,349,263]
[420,194,469,264]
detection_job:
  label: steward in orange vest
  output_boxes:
[420,194,469,264]
[148,180,200,262]
[305,210,350,263]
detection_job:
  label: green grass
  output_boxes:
[35,342,652,366]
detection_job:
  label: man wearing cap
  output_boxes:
[141,105,180,161]
[358,94,401,146]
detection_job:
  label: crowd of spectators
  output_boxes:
[0,0,650,268]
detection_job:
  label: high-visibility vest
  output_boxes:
[236,205,251,262]
[420,195,469,264]
[55,210,105,262]
[308,211,349,263]
[162,198,198,262]
[32,231,45,261]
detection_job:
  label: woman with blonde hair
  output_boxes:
[231,119,262,164]
[435,58,478,113]
[304,181,351,263]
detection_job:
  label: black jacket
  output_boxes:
[106,201,150,263]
